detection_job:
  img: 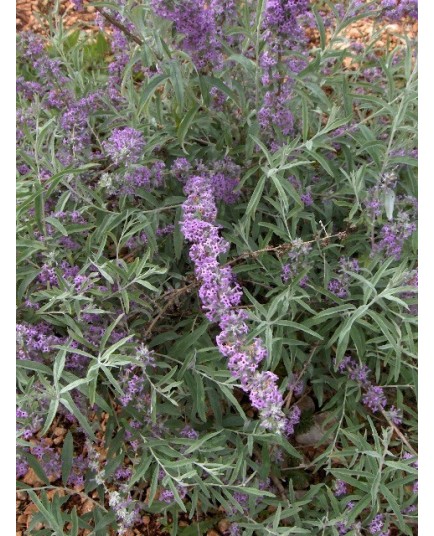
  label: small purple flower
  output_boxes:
[368,514,384,535]
[287,377,304,397]
[348,364,371,386]
[362,386,387,413]
[171,158,191,181]
[137,344,156,368]
[159,485,187,504]
[16,458,29,478]
[373,210,417,261]
[281,264,292,283]
[336,355,356,373]
[71,0,84,10]
[16,408,29,419]
[284,405,301,436]
[336,521,350,535]
[328,257,360,298]
[300,191,314,206]
[334,479,348,497]
[115,466,133,481]
[387,405,403,425]
[156,224,175,237]
[180,425,199,440]
[151,0,224,71]
[159,489,175,503]
[328,278,348,298]
[229,523,241,536]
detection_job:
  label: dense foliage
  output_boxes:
[16,1,418,534]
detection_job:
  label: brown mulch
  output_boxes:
[16,0,96,34]
[17,0,417,51]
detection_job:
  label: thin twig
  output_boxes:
[144,281,199,339]
[226,231,349,266]
[95,6,143,45]
[142,230,349,337]
[380,408,417,456]
[284,344,319,410]
[253,448,288,501]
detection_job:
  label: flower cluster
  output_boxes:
[101,128,168,195]
[181,174,287,433]
[258,0,310,145]
[60,92,102,161]
[368,514,389,536]
[118,345,156,408]
[281,238,312,286]
[328,257,360,298]
[373,212,417,260]
[108,491,141,534]
[71,0,84,10]
[334,479,348,497]
[380,0,418,20]
[16,322,64,363]
[94,2,139,101]
[17,438,89,487]
[103,128,146,165]
[336,356,399,416]
[172,156,241,204]
[363,172,417,260]
[151,0,226,71]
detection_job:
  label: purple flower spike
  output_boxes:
[180,174,286,433]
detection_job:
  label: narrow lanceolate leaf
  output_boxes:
[384,187,396,221]
[40,398,59,436]
[139,73,170,113]
[245,175,266,220]
[61,431,74,485]
[169,60,185,111]
[178,104,200,150]
[60,394,96,440]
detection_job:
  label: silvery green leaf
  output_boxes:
[384,187,396,221]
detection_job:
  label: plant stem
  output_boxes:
[95,6,143,45]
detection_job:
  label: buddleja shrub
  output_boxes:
[16,0,418,534]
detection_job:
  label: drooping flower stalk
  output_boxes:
[180,175,286,433]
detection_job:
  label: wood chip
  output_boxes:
[24,503,38,515]
[22,468,44,487]
[28,521,43,531]
[218,519,230,532]
[46,489,66,500]
[81,498,95,514]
